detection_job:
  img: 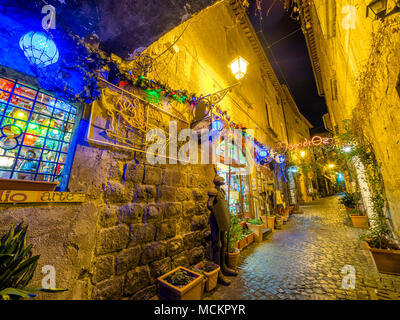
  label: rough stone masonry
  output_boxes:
[0,143,215,300]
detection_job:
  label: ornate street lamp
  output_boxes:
[230,56,249,80]
[366,0,388,19]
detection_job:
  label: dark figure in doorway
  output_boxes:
[207,175,238,286]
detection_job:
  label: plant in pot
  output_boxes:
[338,192,356,211]
[361,212,400,275]
[0,223,67,300]
[349,208,368,229]
[157,267,204,300]
[193,260,220,292]
[226,213,241,270]
[246,218,264,243]
[237,232,247,250]
[243,228,254,245]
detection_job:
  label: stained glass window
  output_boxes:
[0,76,79,187]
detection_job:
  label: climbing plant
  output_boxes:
[336,120,397,249]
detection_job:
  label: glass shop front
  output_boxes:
[215,139,251,218]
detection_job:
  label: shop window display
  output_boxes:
[216,140,250,217]
[0,76,79,187]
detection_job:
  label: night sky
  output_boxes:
[247,0,328,130]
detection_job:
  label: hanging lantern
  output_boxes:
[19,31,59,67]
[276,154,285,164]
[211,119,223,132]
[259,149,268,158]
[230,56,249,80]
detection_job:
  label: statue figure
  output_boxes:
[207,175,238,286]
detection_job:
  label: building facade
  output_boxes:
[297,0,400,236]
[0,0,311,299]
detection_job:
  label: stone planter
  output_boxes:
[226,249,240,270]
[194,262,220,292]
[365,242,400,276]
[246,223,263,242]
[350,215,368,228]
[157,266,204,300]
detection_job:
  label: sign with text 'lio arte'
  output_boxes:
[0,190,85,204]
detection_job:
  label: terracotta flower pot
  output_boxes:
[238,237,247,250]
[157,267,204,300]
[226,250,240,270]
[246,223,264,243]
[194,262,220,292]
[365,242,400,276]
[350,215,368,228]
[246,233,254,244]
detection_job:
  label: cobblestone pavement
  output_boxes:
[205,196,400,300]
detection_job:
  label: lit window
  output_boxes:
[0,76,80,189]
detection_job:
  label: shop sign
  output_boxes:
[0,190,85,204]
[278,136,332,151]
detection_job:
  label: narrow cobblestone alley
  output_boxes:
[206,196,400,300]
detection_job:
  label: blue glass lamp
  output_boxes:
[211,119,223,132]
[19,31,59,67]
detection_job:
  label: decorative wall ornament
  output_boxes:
[87,83,189,155]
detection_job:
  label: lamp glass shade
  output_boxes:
[19,31,59,67]
[230,56,248,80]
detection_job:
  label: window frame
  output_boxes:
[0,74,82,191]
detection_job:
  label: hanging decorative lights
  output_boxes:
[19,31,59,67]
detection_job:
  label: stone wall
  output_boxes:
[0,140,214,300]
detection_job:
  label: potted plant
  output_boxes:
[338,192,356,211]
[236,233,247,250]
[157,267,204,300]
[360,210,400,275]
[246,218,264,243]
[226,214,241,270]
[244,229,254,245]
[0,223,67,300]
[193,261,220,292]
[282,208,290,222]
[349,209,368,228]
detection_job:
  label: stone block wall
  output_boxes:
[85,149,214,300]
[0,143,215,300]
